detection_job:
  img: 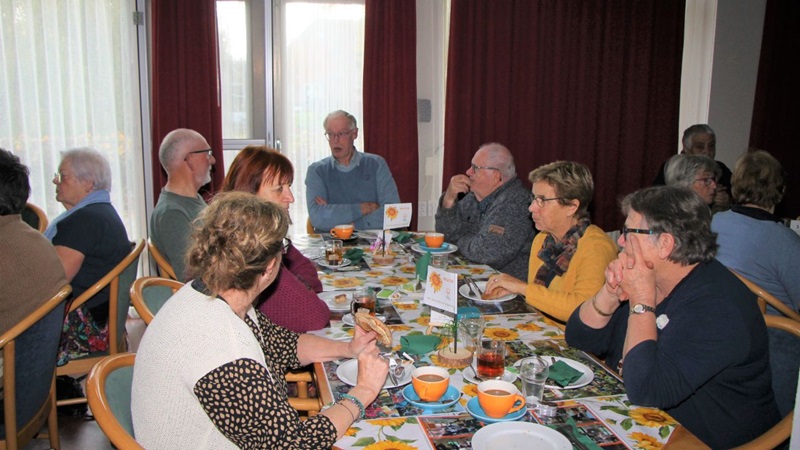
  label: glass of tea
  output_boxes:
[350,287,376,315]
[325,240,343,266]
[476,339,506,379]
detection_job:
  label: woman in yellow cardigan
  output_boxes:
[483,161,618,322]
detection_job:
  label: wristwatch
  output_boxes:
[629,303,656,315]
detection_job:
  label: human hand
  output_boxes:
[315,196,328,206]
[442,174,472,208]
[355,344,389,397]
[617,235,656,303]
[604,258,628,300]
[348,324,378,358]
[486,274,524,297]
[713,188,731,210]
[360,202,379,216]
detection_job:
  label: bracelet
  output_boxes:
[339,394,365,420]
[337,402,356,422]
[591,296,614,317]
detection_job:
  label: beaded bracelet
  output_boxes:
[339,393,365,420]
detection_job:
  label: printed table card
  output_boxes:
[383,203,412,229]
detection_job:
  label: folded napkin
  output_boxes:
[400,334,441,355]
[344,248,364,264]
[547,360,583,387]
[548,417,603,450]
[395,231,413,244]
[415,251,432,281]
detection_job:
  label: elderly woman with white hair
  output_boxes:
[664,153,720,207]
[46,147,129,364]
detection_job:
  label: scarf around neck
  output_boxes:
[534,217,591,287]
[44,189,112,241]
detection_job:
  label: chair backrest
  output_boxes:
[731,270,800,322]
[765,314,800,418]
[306,217,315,234]
[146,237,178,280]
[130,277,184,325]
[86,353,143,450]
[21,202,48,233]
[0,284,71,449]
[68,240,145,354]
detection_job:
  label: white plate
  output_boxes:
[342,313,386,327]
[463,368,517,384]
[471,422,572,450]
[359,229,400,240]
[411,243,458,254]
[318,258,351,270]
[335,358,413,389]
[514,356,594,389]
[459,282,516,303]
[318,291,351,312]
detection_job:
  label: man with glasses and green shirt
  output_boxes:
[305,110,400,232]
[150,128,215,280]
[435,142,535,280]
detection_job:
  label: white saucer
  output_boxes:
[342,313,386,327]
[359,229,400,240]
[471,422,571,450]
[459,282,516,303]
[318,291,351,312]
[335,358,412,389]
[318,258,351,269]
[514,356,594,389]
[463,367,517,384]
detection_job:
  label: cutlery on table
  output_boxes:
[469,363,485,382]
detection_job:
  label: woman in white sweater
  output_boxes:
[132,192,388,449]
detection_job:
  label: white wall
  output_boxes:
[708,0,767,168]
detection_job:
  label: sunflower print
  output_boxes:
[448,265,469,270]
[628,431,663,450]
[367,418,407,428]
[385,206,399,220]
[399,266,416,274]
[393,302,418,311]
[429,272,443,292]
[388,324,411,332]
[365,270,386,277]
[332,278,362,288]
[461,383,479,397]
[484,327,519,341]
[344,426,359,437]
[380,276,406,286]
[364,441,418,450]
[628,408,677,428]
[468,267,486,275]
[515,322,543,332]
[411,316,431,327]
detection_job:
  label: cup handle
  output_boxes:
[508,394,526,413]
[330,230,338,238]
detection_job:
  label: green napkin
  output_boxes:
[415,251,432,281]
[400,334,442,355]
[547,417,603,450]
[343,248,364,264]
[547,360,583,387]
[395,231,413,244]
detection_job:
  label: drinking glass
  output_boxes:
[430,253,449,270]
[519,356,549,407]
[351,287,377,315]
[459,315,485,353]
[476,339,506,379]
[325,240,343,266]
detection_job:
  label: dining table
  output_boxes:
[292,232,709,450]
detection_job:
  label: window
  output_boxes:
[0,0,146,239]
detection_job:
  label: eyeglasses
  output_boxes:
[693,177,716,187]
[622,227,656,240]
[531,195,565,207]
[470,164,500,173]
[324,130,353,141]
[282,238,291,255]
[184,149,213,161]
[53,172,70,183]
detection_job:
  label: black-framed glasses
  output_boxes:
[282,238,291,255]
[470,163,500,173]
[532,195,565,207]
[622,227,656,240]
[693,177,716,187]
[324,130,353,141]
[184,149,213,161]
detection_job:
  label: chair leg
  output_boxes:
[48,377,61,449]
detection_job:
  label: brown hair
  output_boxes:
[221,146,294,194]
[185,191,288,295]
[731,150,785,208]
[529,161,594,220]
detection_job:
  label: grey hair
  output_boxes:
[664,154,719,187]
[681,124,715,150]
[478,142,516,181]
[61,147,112,191]
[159,128,206,170]
[621,186,717,265]
[323,110,358,130]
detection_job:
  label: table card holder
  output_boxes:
[423,267,472,367]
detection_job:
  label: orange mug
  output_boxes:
[412,367,450,402]
[330,224,354,239]
[477,380,525,418]
[425,232,444,248]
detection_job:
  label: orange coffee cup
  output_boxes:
[477,380,525,418]
[425,232,445,248]
[411,366,450,402]
[330,224,354,239]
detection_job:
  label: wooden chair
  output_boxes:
[21,202,48,233]
[733,315,798,449]
[0,284,71,450]
[306,217,315,234]
[130,277,183,324]
[85,353,143,450]
[146,238,178,280]
[732,271,800,322]
[57,240,144,406]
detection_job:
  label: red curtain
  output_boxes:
[444,0,685,231]
[151,0,224,203]
[363,0,419,230]
[750,0,800,219]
